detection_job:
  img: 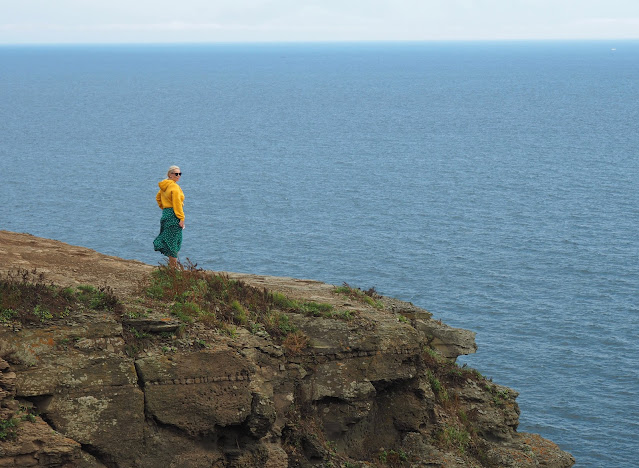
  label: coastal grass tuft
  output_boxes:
[437,424,471,455]
[146,260,343,345]
[0,268,123,324]
[334,283,384,309]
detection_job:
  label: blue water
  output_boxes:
[1,41,638,467]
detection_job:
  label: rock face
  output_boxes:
[0,231,575,467]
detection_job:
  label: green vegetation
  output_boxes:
[269,291,339,319]
[0,268,122,325]
[427,370,450,402]
[377,448,409,465]
[437,424,471,454]
[145,260,347,348]
[0,308,17,323]
[0,417,18,440]
[427,369,442,393]
[76,284,120,311]
[420,345,509,465]
[334,283,384,309]
[0,406,38,440]
[146,260,288,337]
[129,327,152,340]
[484,384,510,407]
[33,304,53,322]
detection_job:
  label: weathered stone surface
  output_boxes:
[455,379,521,441]
[1,317,143,466]
[46,386,145,461]
[139,422,226,467]
[135,347,252,384]
[0,416,97,468]
[290,312,422,357]
[0,231,575,467]
[136,349,255,436]
[414,318,478,359]
[123,316,181,334]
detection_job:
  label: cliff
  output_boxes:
[0,231,574,468]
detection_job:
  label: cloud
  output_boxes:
[84,22,234,32]
[1,1,639,43]
[577,17,639,25]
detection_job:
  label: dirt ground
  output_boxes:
[0,230,351,307]
[0,230,154,296]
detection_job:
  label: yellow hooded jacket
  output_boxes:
[156,179,185,221]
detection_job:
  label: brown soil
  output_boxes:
[0,230,358,310]
[0,230,153,297]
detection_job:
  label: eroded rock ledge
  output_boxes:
[0,231,574,467]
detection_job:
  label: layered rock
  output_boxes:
[0,231,575,467]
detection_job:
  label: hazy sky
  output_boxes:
[1,0,638,44]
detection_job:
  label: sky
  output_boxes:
[1,0,639,44]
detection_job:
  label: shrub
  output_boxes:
[282,330,309,355]
[0,417,18,440]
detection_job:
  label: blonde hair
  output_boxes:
[167,165,180,178]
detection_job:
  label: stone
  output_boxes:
[0,231,575,468]
[414,319,478,359]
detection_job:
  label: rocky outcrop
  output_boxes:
[0,231,574,467]
[0,356,95,467]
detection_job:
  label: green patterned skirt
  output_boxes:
[154,208,182,258]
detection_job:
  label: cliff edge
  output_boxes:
[0,231,574,467]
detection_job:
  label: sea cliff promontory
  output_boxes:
[0,231,574,467]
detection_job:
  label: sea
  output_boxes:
[1,41,637,467]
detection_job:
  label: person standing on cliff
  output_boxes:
[153,165,185,267]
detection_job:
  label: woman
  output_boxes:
[153,165,185,267]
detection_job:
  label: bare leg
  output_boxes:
[169,256,177,268]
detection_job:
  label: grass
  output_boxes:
[437,424,471,455]
[76,284,120,311]
[334,283,384,309]
[419,345,511,466]
[269,291,339,319]
[129,327,152,340]
[145,260,345,346]
[0,268,123,325]
[0,261,336,357]
[427,370,450,402]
